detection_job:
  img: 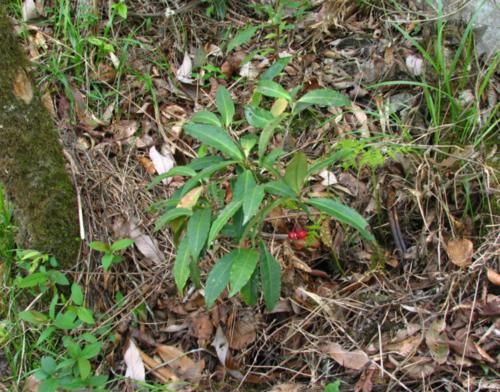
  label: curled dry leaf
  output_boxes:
[176,52,194,84]
[404,357,435,379]
[385,335,421,357]
[177,186,203,209]
[124,339,146,382]
[270,384,305,392]
[113,120,138,143]
[13,69,33,105]
[319,170,338,186]
[211,326,229,366]
[351,103,370,138]
[139,350,178,383]
[425,319,449,365]
[406,54,424,76]
[228,311,257,350]
[22,0,40,21]
[321,342,370,370]
[190,312,214,344]
[446,238,473,267]
[156,345,204,382]
[149,145,175,184]
[487,268,500,286]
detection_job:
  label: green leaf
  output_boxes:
[240,134,257,157]
[216,86,235,127]
[111,238,134,252]
[191,111,222,127]
[36,326,55,346]
[155,208,193,231]
[186,208,212,260]
[259,242,281,311]
[48,270,69,286]
[81,342,102,359]
[258,116,282,159]
[284,151,308,194]
[256,80,291,101]
[101,253,114,271]
[181,160,237,196]
[240,270,259,306]
[297,88,350,107]
[261,56,292,80]
[187,155,223,170]
[229,248,259,297]
[54,310,77,330]
[89,241,110,253]
[78,357,91,380]
[77,307,95,325]
[184,123,244,161]
[306,198,374,241]
[263,180,296,198]
[19,310,48,324]
[244,105,273,129]
[233,170,256,202]
[307,149,352,176]
[243,185,265,224]
[207,200,243,246]
[173,237,192,292]
[205,251,236,308]
[227,25,258,52]
[147,166,197,189]
[41,356,57,375]
[71,283,84,306]
[17,272,47,288]
[324,381,341,392]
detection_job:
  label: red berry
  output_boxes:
[296,229,307,239]
[288,231,298,240]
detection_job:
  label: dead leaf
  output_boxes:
[149,145,175,183]
[124,339,145,381]
[177,186,203,209]
[270,384,305,392]
[156,345,204,382]
[13,69,33,104]
[240,62,259,80]
[211,326,229,366]
[138,156,156,174]
[425,319,449,364]
[405,54,424,76]
[176,52,194,84]
[190,312,213,344]
[351,103,370,138]
[403,357,435,379]
[140,350,178,383]
[22,0,40,21]
[228,311,257,350]
[487,268,500,286]
[321,343,370,370]
[113,120,138,142]
[319,170,338,186]
[446,238,473,267]
[385,335,421,356]
[23,375,40,392]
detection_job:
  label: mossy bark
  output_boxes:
[0,8,80,266]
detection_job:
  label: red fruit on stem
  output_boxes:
[288,231,298,240]
[297,229,307,239]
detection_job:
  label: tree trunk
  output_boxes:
[0,8,80,266]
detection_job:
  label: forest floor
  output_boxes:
[1,0,499,391]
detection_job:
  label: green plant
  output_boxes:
[324,380,341,392]
[89,238,134,271]
[203,0,227,19]
[151,79,375,311]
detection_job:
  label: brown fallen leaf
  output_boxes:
[156,345,204,382]
[138,156,156,175]
[124,339,145,381]
[321,343,370,370]
[487,268,500,286]
[403,357,435,379]
[139,350,178,383]
[112,120,138,143]
[190,311,213,345]
[270,384,305,392]
[425,319,449,364]
[385,335,421,356]
[13,69,33,104]
[228,311,257,350]
[446,238,473,267]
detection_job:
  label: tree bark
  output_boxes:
[0,8,80,266]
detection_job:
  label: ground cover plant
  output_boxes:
[1,0,498,391]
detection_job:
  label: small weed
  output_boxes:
[89,238,134,271]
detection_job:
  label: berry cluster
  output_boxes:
[287,229,307,240]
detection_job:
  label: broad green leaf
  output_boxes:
[186,208,212,260]
[19,310,48,324]
[17,272,47,288]
[187,155,223,170]
[54,310,77,330]
[205,251,236,308]
[173,237,192,292]
[81,342,102,359]
[324,381,341,392]
[41,356,57,375]
[261,56,292,80]
[191,111,222,127]
[262,148,285,167]
[243,185,265,224]
[240,270,259,306]
[155,208,193,231]
[216,86,235,127]
[190,257,201,288]
[306,198,374,241]
[229,248,259,297]
[101,254,115,271]
[184,123,244,161]
[207,200,243,246]
[240,134,257,157]
[227,25,258,52]
[49,293,58,319]
[111,238,134,252]
[263,180,296,198]
[258,116,282,159]
[256,80,291,101]
[147,166,196,189]
[233,170,256,202]
[88,241,110,253]
[297,88,350,107]
[48,270,69,286]
[260,242,281,311]
[78,357,91,380]
[181,160,236,196]
[244,105,273,129]
[307,149,352,176]
[36,326,55,346]
[71,283,84,306]
[284,152,308,194]
[76,307,95,325]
